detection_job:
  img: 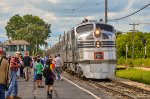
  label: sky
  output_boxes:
[0,0,150,48]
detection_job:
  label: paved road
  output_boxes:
[18,71,117,99]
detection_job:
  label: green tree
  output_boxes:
[5,14,51,54]
[116,31,150,58]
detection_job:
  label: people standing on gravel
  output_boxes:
[0,49,9,99]
[36,59,44,88]
[43,59,55,98]
[23,51,32,81]
[6,52,21,99]
[54,54,63,80]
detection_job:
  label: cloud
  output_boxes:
[47,0,59,4]
[0,0,150,45]
[42,12,57,22]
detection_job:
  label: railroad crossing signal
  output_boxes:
[142,38,147,46]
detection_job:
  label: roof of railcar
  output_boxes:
[75,20,114,28]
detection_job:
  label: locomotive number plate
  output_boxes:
[94,52,104,60]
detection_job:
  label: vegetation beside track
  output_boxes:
[118,57,150,67]
[116,68,150,85]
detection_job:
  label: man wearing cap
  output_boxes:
[0,49,9,99]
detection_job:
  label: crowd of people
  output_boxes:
[0,48,63,99]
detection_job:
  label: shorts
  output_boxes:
[37,74,42,80]
[23,67,31,74]
[45,78,54,85]
[55,66,63,74]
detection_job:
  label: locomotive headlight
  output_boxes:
[95,41,102,48]
[94,29,101,38]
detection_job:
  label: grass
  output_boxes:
[116,68,150,85]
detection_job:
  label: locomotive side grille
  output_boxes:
[77,41,95,48]
[102,41,115,47]
[101,41,114,45]
[77,41,115,48]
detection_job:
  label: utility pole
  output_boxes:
[105,0,108,23]
[129,23,139,61]
[126,45,128,68]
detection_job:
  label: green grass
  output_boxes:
[116,68,150,85]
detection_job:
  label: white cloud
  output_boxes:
[42,12,57,22]
[0,2,12,14]
[47,0,59,4]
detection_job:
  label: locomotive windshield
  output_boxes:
[96,24,113,32]
[76,24,94,34]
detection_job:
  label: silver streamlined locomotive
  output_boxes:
[46,20,117,79]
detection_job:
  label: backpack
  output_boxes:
[43,65,53,78]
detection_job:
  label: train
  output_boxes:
[45,19,117,79]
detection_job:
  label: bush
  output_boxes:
[127,59,134,67]
[117,57,126,65]
[117,58,150,67]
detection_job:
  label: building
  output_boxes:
[2,40,30,56]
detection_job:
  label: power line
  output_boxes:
[137,23,150,25]
[108,2,150,21]
[49,1,104,40]
[74,1,104,11]
[74,0,90,10]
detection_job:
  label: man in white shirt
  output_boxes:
[54,54,63,80]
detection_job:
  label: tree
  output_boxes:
[5,14,51,54]
[116,31,150,58]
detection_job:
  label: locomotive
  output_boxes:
[46,20,117,79]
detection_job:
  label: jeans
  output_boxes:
[34,70,37,81]
[0,84,5,99]
[57,73,61,80]
[6,70,18,97]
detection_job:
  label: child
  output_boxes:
[36,59,44,88]
[44,59,55,98]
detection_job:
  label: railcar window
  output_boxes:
[76,24,94,34]
[96,24,113,32]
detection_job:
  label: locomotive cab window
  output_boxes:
[96,24,113,32]
[76,24,94,34]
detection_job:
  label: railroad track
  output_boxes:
[90,80,150,99]
[63,72,150,99]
